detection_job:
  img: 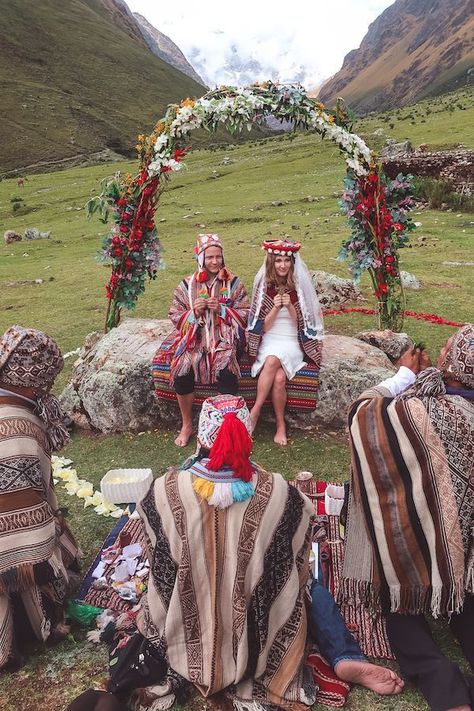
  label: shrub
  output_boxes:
[413,177,474,212]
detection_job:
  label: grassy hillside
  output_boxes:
[0,90,472,710]
[0,0,207,174]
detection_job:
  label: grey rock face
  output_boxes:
[311,270,364,307]
[60,320,395,433]
[355,329,412,362]
[24,228,51,240]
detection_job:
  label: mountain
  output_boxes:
[320,0,474,114]
[133,12,206,87]
[0,0,207,174]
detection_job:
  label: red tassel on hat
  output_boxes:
[197,270,209,283]
[208,412,253,482]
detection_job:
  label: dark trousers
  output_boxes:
[386,595,474,711]
[174,367,238,396]
[310,579,366,668]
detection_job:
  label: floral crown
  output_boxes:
[262,239,301,256]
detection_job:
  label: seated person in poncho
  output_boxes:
[163,233,249,447]
[136,394,316,711]
[248,240,323,445]
[0,325,81,670]
[342,325,474,711]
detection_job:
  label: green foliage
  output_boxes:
[413,177,474,212]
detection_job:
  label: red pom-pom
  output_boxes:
[208,412,253,482]
[197,270,208,283]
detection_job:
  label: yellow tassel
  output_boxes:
[193,477,215,501]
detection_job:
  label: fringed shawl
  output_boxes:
[137,466,316,710]
[247,287,322,369]
[0,402,80,666]
[341,368,474,617]
[168,273,249,385]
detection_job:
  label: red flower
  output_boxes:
[393,222,404,231]
[119,225,130,234]
[125,258,134,270]
[120,212,130,222]
[111,236,121,246]
[113,247,123,258]
[133,229,143,239]
[385,255,394,264]
[117,198,127,207]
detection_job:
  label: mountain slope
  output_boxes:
[320,0,474,113]
[133,12,206,87]
[0,0,207,173]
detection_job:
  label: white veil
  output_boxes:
[248,253,324,340]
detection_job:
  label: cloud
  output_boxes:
[127,0,392,89]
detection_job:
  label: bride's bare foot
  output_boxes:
[174,425,192,447]
[335,660,404,695]
[273,425,287,446]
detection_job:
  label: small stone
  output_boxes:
[271,200,284,207]
[400,270,422,289]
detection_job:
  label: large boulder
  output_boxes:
[60,319,395,433]
[311,270,364,307]
[355,329,412,363]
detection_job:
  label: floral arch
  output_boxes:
[87,82,415,332]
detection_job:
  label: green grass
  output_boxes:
[0,90,473,709]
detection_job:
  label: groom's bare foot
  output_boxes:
[175,425,192,447]
[273,426,287,446]
[249,407,260,433]
[335,660,404,695]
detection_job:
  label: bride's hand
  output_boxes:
[273,294,283,309]
[281,293,291,307]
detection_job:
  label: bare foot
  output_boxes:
[249,407,260,433]
[174,425,192,447]
[273,426,287,446]
[335,660,404,695]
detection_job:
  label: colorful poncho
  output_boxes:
[0,399,80,667]
[167,271,249,385]
[341,368,474,618]
[137,466,316,710]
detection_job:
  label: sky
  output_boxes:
[126,0,394,90]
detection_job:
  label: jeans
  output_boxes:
[310,579,366,668]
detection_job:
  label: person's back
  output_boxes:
[138,395,315,709]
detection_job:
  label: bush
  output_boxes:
[413,177,474,212]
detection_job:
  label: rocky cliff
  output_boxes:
[320,0,474,113]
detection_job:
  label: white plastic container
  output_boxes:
[100,468,153,504]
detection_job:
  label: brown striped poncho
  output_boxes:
[341,368,474,618]
[0,400,80,667]
[137,466,316,710]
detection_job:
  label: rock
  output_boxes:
[4,230,22,245]
[24,228,51,240]
[60,320,395,433]
[381,139,413,159]
[311,270,364,307]
[355,330,412,362]
[271,200,284,207]
[307,335,395,428]
[373,127,385,136]
[59,319,173,432]
[400,270,422,289]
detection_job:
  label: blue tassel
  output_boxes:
[231,480,254,502]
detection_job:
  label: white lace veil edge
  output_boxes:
[248,255,324,340]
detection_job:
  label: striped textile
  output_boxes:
[341,369,474,618]
[137,466,316,709]
[153,335,320,412]
[289,479,393,660]
[0,400,80,667]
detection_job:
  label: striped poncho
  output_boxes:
[341,368,474,618]
[0,399,80,667]
[137,465,316,710]
[168,271,249,386]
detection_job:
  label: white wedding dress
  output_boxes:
[251,307,305,380]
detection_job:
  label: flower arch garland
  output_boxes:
[87,82,415,331]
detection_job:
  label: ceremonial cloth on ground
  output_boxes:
[341,369,474,618]
[153,335,320,412]
[0,401,80,666]
[137,466,315,709]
